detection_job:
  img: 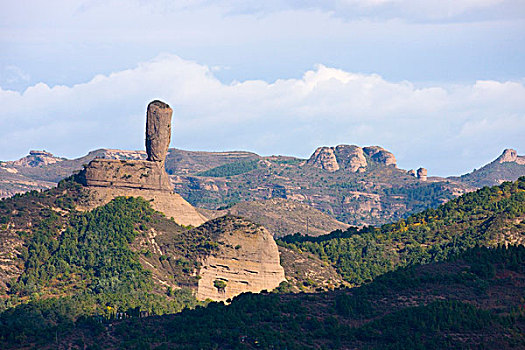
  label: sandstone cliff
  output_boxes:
[451,148,525,187]
[77,186,206,227]
[75,100,206,226]
[305,147,340,172]
[195,216,285,301]
[417,167,428,181]
[11,150,65,167]
[305,144,396,173]
[496,149,525,165]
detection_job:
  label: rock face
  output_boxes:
[497,149,525,165]
[417,167,428,181]
[306,144,396,173]
[11,150,65,168]
[335,145,367,172]
[78,159,172,191]
[363,146,397,167]
[306,147,340,172]
[78,186,207,227]
[146,100,172,163]
[196,216,285,301]
[77,100,206,226]
[79,100,174,192]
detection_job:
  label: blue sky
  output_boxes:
[1,0,524,176]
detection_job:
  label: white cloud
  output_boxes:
[0,54,524,176]
[211,0,521,21]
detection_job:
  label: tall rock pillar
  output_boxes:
[146,100,172,163]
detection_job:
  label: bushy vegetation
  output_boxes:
[1,177,524,348]
[26,245,523,349]
[0,192,200,347]
[196,160,259,177]
[279,177,525,285]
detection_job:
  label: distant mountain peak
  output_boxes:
[306,144,396,173]
[10,150,65,168]
[496,149,525,165]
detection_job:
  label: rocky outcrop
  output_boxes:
[196,216,285,301]
[77,186,206,227]
[306,147,340,172]
[417,167,428,181]
[78,159,172,191]
[146,100,172,163]
[496,149,525,165]
[335,145,367,172]
[407,169,416,177]
[77,100,206,226]
[363,146,396,167]
[11,150,65,168]
[306,144,396,173]
[79,100,173,192]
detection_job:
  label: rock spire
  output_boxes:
[146,100,173,163]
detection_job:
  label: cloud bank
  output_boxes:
[1,54,523,176]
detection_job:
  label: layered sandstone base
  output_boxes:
[196,217,286,301]
[78,159,172,191]
[78,186,207,227]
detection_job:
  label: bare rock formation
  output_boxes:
[196,216,285,301]
[146,100,172,163]
[306,147,340,172]
[78,159,172,191]
[335,145,367,172]
[11,150,65,168]
[77,186,206,227]
[77,100,206,226]
[306,144,398,173]
[407,169,416,177]
[496,149,525,165]
[363,146,397,167]
[417,167,428,181]
[306,145,367,173]
[79,100,173,192]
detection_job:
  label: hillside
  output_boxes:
[173,145,474,226]
[451,148,525,187]
[0,176,524,348]
[0,178,342,307]
[2,146,476,227]
[279,176,525,285]
[3,147,525,229]
[3,245,523,349]
[198,198,349,237]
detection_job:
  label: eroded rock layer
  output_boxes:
[195,216,286,301]
[146,100,172,163]
[306,144,396,173]
[76,100,207,226]
[78,186,207,227]
[78,159,172,191]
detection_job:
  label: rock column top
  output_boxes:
[146,100,172,162]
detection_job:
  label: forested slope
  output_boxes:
[279,177,525,285]
[7,245,523,349]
